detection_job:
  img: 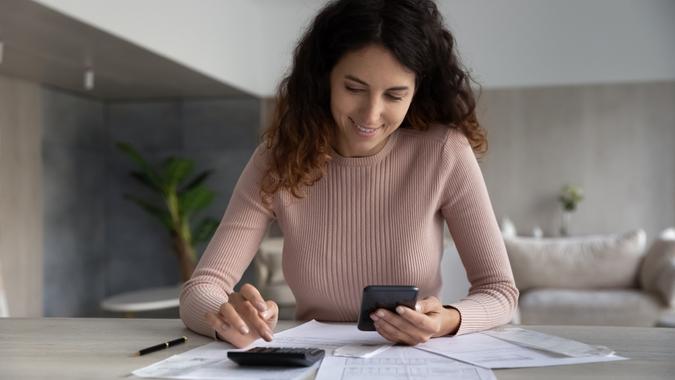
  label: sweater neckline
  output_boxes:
[329,131,398,167]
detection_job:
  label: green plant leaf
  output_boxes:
[179,185,215,218]
[123,194,173,230]
[116,142,162,190]
[129,171,163,193]
[163,157,194,190]
[181,170,213,193]
[192,217,220,246]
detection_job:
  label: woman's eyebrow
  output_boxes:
[344,75,410,92]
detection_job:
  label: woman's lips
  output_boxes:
[350,118,382,137]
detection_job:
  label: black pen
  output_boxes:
[135,336,188,356]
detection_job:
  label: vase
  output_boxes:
[560,210,573,237]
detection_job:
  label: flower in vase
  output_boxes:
[558,184,584,212]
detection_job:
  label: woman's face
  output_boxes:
[329,44,416,157]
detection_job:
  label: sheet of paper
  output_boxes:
[316,346,496,380]
[131,341,317,380]
[482,326,614,357]
[333,344,391,358]
[252,320,392,356]
[416,332,626,369]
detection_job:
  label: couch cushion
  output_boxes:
[640,228,675,307]
[505,230,646,291]
[518,288,663,326]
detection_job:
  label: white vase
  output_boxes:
[560,210,573,236]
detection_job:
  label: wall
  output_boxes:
[41,88,108,316]
[35,0,675,97]
[40,89,262,317]
[479,81,675,240]
[105,98,261,302]
[0,75,43,317]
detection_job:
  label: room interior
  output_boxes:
[0,0,673,327]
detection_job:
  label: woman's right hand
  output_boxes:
[205,283,279,348]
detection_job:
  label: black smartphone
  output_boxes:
[357,285,419,331]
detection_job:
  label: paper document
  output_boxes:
[316,346,496,380]
[417,331,626,369]
[333,344,391,359]
[483,326,614,357]
[132,341,317,380]
[253,320,392,357]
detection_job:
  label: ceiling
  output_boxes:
[0,0,252,100]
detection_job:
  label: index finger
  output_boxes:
[239,283,268,312]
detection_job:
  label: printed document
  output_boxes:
[417,331,626,369]
[254,320,392,358]
[482,326,615,357]
[316,346,495,380]
[131,341,317,380]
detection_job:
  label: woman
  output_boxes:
[180,0,518,348]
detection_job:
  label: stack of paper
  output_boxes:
[132,321,626,380]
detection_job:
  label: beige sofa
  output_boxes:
[504,229,675,326]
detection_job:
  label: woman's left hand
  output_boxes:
[370,296,461,345]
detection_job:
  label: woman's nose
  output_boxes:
[357,96,384,126]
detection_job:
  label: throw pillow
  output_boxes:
[639,228,675,307]
[504,230,646,291]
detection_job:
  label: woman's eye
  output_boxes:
[386,94,403,101]
[345,86,364,93]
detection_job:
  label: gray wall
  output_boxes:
[479,81,675,240]
[42,90,261,317]
[105,99,261,299]
[42,88,107,317]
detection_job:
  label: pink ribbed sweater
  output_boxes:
[180,124,518,338]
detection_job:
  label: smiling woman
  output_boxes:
[329,44,416,157]
[180,0,518,349]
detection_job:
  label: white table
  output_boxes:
[1,318,674,379]
[100,285,181,313]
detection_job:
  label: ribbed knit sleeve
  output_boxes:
[440,130,519,335]
[179,145,274,338]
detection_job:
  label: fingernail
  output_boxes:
[415,303,421,312]
[260,310,271,319]
[370,313,379,321]
[264,329,274,341]
[376,310,385,318]
[396,306,405,314]
[256,301,268,312]
[239,324,249,335]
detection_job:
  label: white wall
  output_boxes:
[439,0,675,88]
[35,0,675,97]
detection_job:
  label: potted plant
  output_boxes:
[117,142,220,282]
[558,184,584,236]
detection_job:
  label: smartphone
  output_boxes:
[357,285,419,331]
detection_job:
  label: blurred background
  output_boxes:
[0,0,673,322]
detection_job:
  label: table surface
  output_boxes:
[1,318,674,379]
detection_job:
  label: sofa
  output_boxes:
[503,228,675,326]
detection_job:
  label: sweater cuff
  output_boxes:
[445,299,489,335]
[442,305,462,336]
[179,285,228,338]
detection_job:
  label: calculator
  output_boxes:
[227,347,326,367]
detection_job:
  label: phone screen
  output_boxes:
[357,285,419,331]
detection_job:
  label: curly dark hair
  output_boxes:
[261,0,485,205]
